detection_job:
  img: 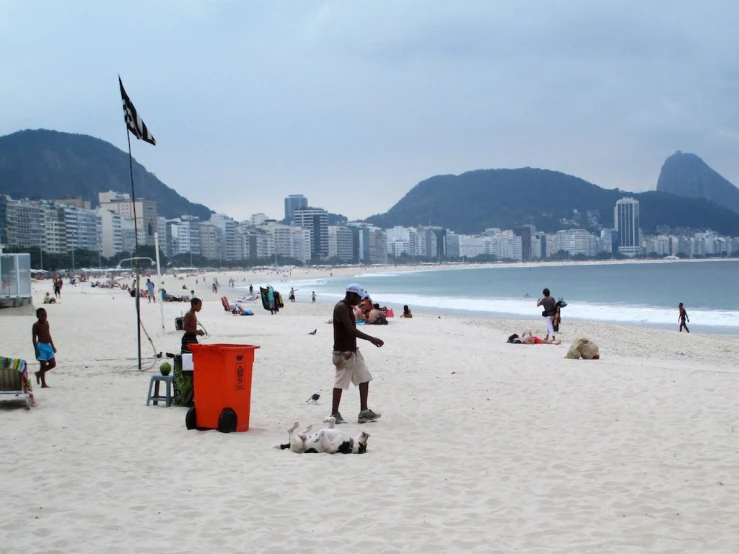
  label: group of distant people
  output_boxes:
[512,287,692,343]
[287,287,318,303]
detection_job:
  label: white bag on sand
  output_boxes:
[565,338,600,360]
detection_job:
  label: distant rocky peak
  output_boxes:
[656,151,739,215]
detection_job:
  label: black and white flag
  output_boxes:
[119,76,156,146]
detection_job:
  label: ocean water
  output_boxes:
[271,261,739,333]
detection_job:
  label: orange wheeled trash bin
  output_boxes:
[185,344,259,433]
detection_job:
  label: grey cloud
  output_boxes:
[1,0,738,220]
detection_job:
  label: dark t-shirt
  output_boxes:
[541,296,556,316]
[333,301,357,352]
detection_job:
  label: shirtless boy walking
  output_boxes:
[182,298,205,353]
[32,308,57,388]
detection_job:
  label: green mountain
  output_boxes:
[0,129,212,220]
[366,167,739,235]
[656,151,739,215]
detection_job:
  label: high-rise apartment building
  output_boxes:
[258,222,312,263]
[284,194,308,223]
[269,223,296,259]
[600,228,619,255]
[209,214,238,261]
[514,225,536,261]
[328,226,354,262]
[369,228,388,264]
[485,233,523,261]
[162,219,194,257]
[614,198,641,257]
[180,216,202,256]
[62,206,101,252]
[42,203,67,254]
[418,227,439,259]
[199,223,224,261]
[532,231,548,259]
[351,224,371,263]
[98,191,158,247]
[294,206,328,260]
[0,195,8,245]
[5,200,44,250]
[98,208,124,258]
[120,218,137,254]
[555,229,598,257]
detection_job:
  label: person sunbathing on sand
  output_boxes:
[507,331,560,345]
[353,300,371,323]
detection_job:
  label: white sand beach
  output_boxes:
[3,271,739,553]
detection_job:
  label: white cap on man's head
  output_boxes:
[346,283,369,299]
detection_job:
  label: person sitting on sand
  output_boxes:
[43,292,56,304]
[400,305,412,318]
[353,299,371,322]
[368,305,387,325]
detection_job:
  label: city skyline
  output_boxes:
[2,1,739,220]
[3,192,739,270]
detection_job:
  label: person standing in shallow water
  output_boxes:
[678,303,690,333]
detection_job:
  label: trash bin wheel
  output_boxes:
[218,408,237,433]
[185,407,197,430]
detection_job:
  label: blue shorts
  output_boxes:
[37,342,55,361]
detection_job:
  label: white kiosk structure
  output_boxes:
[0,246,32,308]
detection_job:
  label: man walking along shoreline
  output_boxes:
[331,284,384,424]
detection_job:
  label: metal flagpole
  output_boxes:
[126,130,143,370]
[154,231,165,330]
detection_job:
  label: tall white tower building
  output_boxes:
[614,197,641,257]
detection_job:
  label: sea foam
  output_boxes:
[318,292,739,328]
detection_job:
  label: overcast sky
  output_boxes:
[1,0,738,220]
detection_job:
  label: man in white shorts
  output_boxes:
[331,284,384,424]
[537,287,557,341]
